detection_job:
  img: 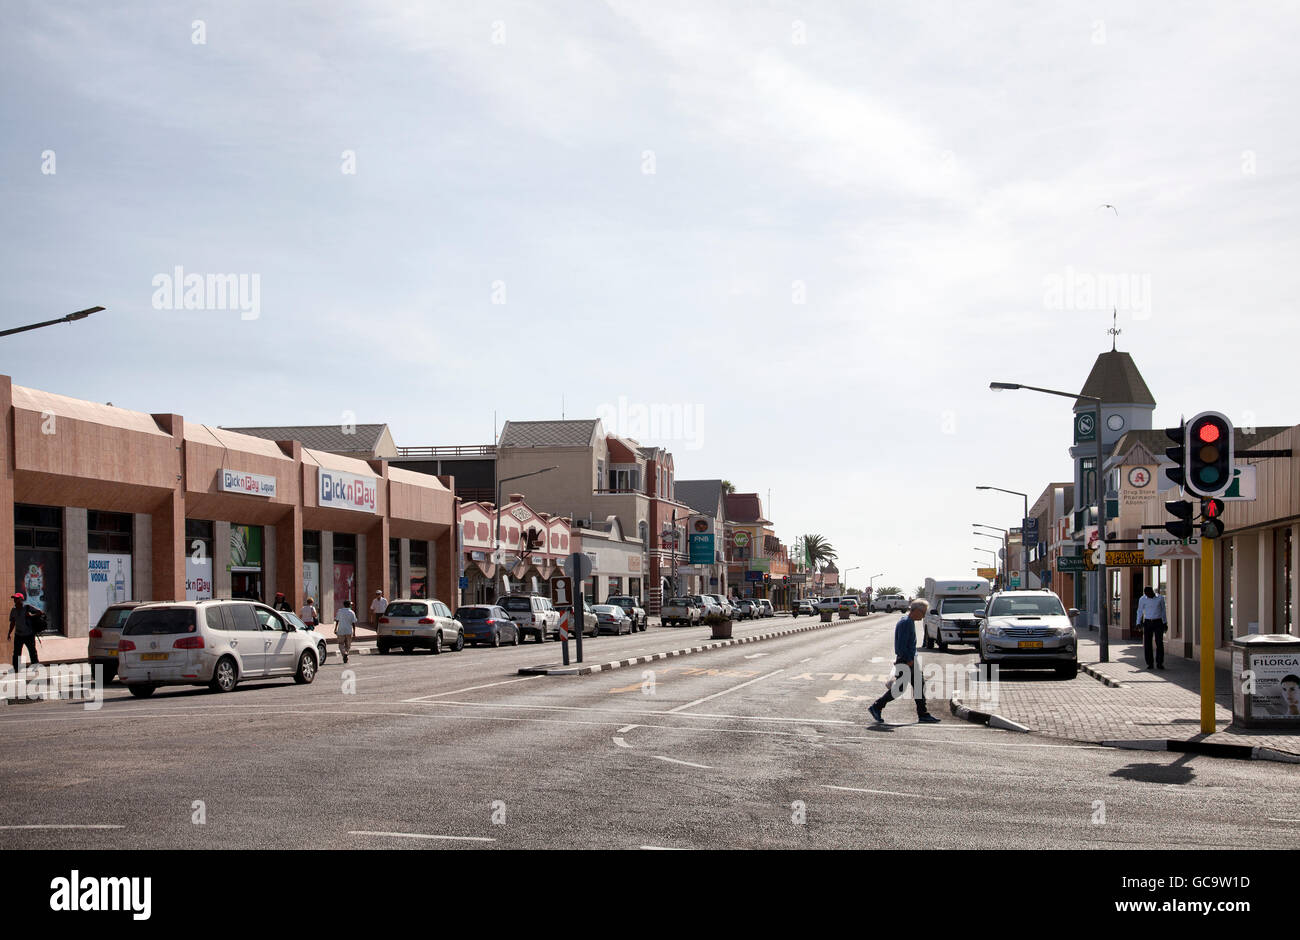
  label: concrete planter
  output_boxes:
[710,618,734,639]
[820,610,834,623]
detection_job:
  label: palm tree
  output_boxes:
[801,534,837,572]
[721,480,736,494]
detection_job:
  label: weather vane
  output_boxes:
[1107,308,1121,351]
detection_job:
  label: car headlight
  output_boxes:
[984,624,1005,637]
[1054,626,1076,637]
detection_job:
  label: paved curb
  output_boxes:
[517,616,873,676]
[1098,738,1300,764]
[947,695,1030,732]
[1079,663,1122,687]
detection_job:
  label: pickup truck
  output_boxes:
[661,597,701,627]
[870,594,908,613]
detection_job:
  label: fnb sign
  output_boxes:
[319,471,377,513]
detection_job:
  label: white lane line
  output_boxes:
[349,831,495,842]
[664,669,786,714]
[798,658,813,664]
[641,845,685,850]
[822,785,946,801]
[402,674,544,702]
[0,824,124,830]
[1268,818,1300,823]
[871,657,884,663]
[617,723,638,733]
[743,653,769,659]
[654,755,712,769]
[613,737,632,748]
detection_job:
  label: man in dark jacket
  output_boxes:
[869,599,939,724]
[8,592,40,671]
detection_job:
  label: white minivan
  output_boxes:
[117,600,321,697]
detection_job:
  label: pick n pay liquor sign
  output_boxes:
[221,469,277,498]
[319,470,378,513]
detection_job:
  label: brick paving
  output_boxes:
[953,630,1300,758]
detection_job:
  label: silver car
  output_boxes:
[88,601,146,682]
[757,599,775,618]
[591,604,633,635]
[376,598,464,654]
[976,590,1078,678]
[117,600,321,697]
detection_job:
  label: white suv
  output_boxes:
[376,598,463,654]
[117,600,321,697]
[496,594,560,643]
[871,594,908,612]
[975,589,1078,678]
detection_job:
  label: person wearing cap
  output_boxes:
[370,589,388,628]
[7,593,39,671]
[273,591,292,612]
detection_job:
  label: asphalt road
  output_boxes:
[2,612,1296,850]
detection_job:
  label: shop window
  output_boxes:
[607,577,623,598]
[390,538,400,595]
[409,542,428,600]
[14,504,63,634]
[303,530,321,564]
[88,510,133,554]
[333,533,357,564]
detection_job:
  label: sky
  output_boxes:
[3,1,1298,594]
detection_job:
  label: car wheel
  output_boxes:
[209,656,238,693]
[491,630,501,648]
[938,639,948,652]
[317,641,328,665]
[99,662,118,682]
[454,631,465,652]
[377,641,390,655]
[402,642,415,654]
[126,683,156,698]
[431,632,443,655]
[511,629,520,646]
[294,650,317,684]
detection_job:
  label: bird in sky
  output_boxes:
[1099,204,1118,215]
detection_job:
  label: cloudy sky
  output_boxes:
[3,1,1298,593]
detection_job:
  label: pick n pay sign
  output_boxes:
[319,470,377,513]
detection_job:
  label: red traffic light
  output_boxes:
[1197,423,1221,444]
[1203,498,1224,519]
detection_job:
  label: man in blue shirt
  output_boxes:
[869,599,939,724]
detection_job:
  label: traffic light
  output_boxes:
[1185,411,1234,498]
[782,575,789,584]
[1165,420,1186,489]
[1164,500,1195,539]
[1201,497,1226,539]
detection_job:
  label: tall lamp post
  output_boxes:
[0,306,103,338]
[494,466,558,593]
[990,381,1108,662]
[977,485,1029,595]
[843,566,859,594]
[974,526,1007,584]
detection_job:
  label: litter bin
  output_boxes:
[1231,634,1300,730]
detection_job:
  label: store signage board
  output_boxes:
[319,470,378,513]
[222,469,276,498]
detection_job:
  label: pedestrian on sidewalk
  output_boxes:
[869,599,939,724]
[300,597,320,628]
[335,600,358,664]
[1136,586,1166,670]
[370,589,388,628]
[273,592,292,612]
[8,593,40,671]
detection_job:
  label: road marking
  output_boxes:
[617,723,638,733]
[641,845,685,850]
[402,675,544,701]
[613,737,632,748]
[798,658,813,664]
[871,657,884,663]
[349,831,495,842]
[664,669,786,714]
[654,755,711,769]
[743,653,769,659]
[1268,818,1300,823]
[0,824,124,830]
[821,785,946,801]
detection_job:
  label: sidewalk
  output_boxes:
[954,631,1300,761]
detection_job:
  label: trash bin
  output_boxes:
[1231,634,1300,730]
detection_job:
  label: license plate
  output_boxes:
[106,650,118,657]
[141,653,169,661]
[394,630,413,636]
[1017,640,1043,649]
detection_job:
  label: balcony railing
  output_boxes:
[396,445,496,457]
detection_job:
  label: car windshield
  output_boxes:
[96,606,137,631]
[989,596,1067,617]
[386,602,429,618]
[123,607,197,635]
[456,608,490,620]
[940,598,986,614]
[281,611,307,629]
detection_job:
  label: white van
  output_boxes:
[921,578,991,650]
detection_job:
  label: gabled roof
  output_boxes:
[498,419,600,448]
[725,493,771,525]
[1077,351,1156,407]
[1112,426,1290,460]
[225,424,390,453]
[675,479,724,516]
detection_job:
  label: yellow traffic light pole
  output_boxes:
[1201,536,1216,733]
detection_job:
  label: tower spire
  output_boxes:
[1107,308,1121,351]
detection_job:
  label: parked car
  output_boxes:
[757,599,775,618]
[606,595,647,631]
[691,595,723,618]
[117,599,321,697]
[705,594,734,619]
[87,600,146,682]
[554,603,599,638]
[377,598,464,654]
[591,604,633,635]
[454,605,520,647]
[661,597,702,627]
[976,589,1078,678]
[813,596,842,613]
[839,598,861,615]
[791,600,814,617]
[733,599,758,620]
[495,593,560,643]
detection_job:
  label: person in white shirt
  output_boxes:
[335,600,358,664]
[1135,586,1167,670]
[300,597,319,627]
[370,590,388,628]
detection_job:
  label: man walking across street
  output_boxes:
[335,599,358,664]
[370,589,388,628]
[1137,585,1167,670]
[869,599,940,724]
[7,593,39,671]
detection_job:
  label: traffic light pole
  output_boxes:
[1095,401,1109,663]
[1200,536,1216,733]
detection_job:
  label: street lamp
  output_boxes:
[990,380,1108,662]
[494,466,559,591]
[977,485,1029,597]
[844,566,859,593]
[0,305,104,338]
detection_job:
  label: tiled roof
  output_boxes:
[725,493,770,524]
[225,424,389,453]
[498,419,599,447]
[1078,351,1156,406]
[1113,426,1290,459]
[675,480,724,516]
